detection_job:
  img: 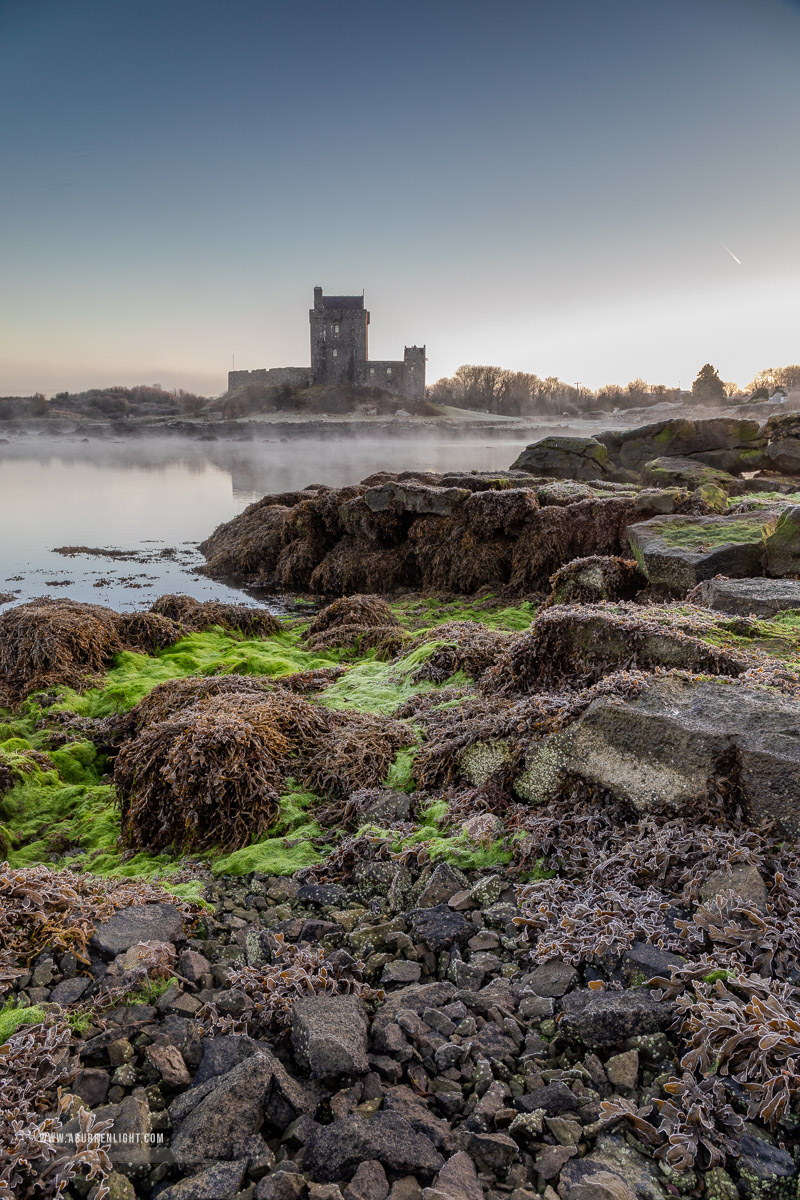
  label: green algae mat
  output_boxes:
[0,597,535,886]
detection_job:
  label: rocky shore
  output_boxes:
[198,414,800,597]
[3,412,800,1199]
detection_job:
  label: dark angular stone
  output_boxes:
[343,1158,390,1200]
[410,906,472,953]
[371,982,457,1053]
[305,1112,444,1182]
[190,1033,264,1088]
[73,1068,111,1107]
[91,903,185,956]
[170,1053,274,1168]
[299,919,340,942]
[49,975,91,1005]
[291,994,369,1077]
[559,989,673,1048]
[457,1130,519,1172]
[296,883,349,908]
[416,864,469,909]
[517,1081,577,1116]
[619,942,685,986]
[734,1131,798,1199]
[522,960,578,998]
[156,1160,249,1200]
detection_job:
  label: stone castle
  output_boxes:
[228,286,426,402]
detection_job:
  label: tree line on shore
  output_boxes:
[1,364,798,422]
[426,362,800,417]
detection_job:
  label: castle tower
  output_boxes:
[402,346,427,402]
[309,286,370,386]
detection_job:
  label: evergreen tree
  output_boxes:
[691,363,725,403]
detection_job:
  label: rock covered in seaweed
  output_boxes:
[302,593,407,658]
[198,470,684,596]
[544,555,645,607]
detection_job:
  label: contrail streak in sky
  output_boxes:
[722,243,742,265]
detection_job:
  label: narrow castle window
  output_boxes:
[332,349,338,358]
[386,367,392,375]
[334,324,339,334]
[369,367,375,374]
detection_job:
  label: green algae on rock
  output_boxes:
[598,415,767,474]
[627,510,779,592]
[764,505,800,578]
[642,455,743,493]
[511,436,615,481]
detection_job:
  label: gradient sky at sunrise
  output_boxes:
[1,0,798,396]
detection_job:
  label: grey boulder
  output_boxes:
[49,976,91,1005]
[598,416,765,474]
[91,903,185,956]
[764,437,800,476]
[155,1160,249,1200]
[642,455,740,492]
[560,1135,668,1200]
[364,482,470,517]
[343,1159,390,1200]
[765,505,800,577]
[409,906,472,953]
[517,674,800,834]
[291,993,369,1077]
[511,436,613,481]
[169,1053,274,1168]
[423,1150,483,1200]
[559,989,673,1048]
[687,576,800,616]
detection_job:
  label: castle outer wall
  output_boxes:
[227,366,311,392]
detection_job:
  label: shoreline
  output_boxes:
[0,397,792,443]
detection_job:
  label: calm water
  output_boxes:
[0,434,532,611]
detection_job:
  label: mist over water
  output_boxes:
[0,433,535,610]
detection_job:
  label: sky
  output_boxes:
[1,0,798,397]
